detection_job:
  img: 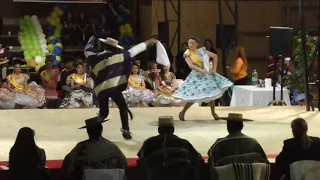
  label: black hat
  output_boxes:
[79,117,110,129]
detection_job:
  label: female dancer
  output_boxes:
[173,37,233,120]
[123,63,154,107]
[155,64,182,106]
[228,46,248,85]
[6,60,45,108]
[60,62,94,108]
[40,57,60,108]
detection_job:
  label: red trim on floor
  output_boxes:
[0,155,277,170]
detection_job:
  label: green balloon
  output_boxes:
[23,51,30,57]
[25,55,33,61]
[31,50,38,57]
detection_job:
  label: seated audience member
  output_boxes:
[6,60,45,108]
[93,15,111,39]
[77,12,90,45]
[56,57,76,98]
[175,42,190,79]
[123,63,154,107]
[144,61,161,90]
[63,12,77,47]
[276,118,320,180]
[61,117,127,180]
[137,116,204,180]
[60,62,94,108]
[0,86,15,109]
[40,56,60,108]
[155,65,182,106]
[0,44,10,83]
[135,60,145,76]
[9,127,47,180]
[208,113,268,167]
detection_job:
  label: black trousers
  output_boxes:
[234,76,248,85]
[98,90,130,130]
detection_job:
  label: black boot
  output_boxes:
[121,129,132,140]
[119,109,132,140]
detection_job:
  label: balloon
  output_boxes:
[41,44,48,49]
[43,50,49,54]
[53,60,59,66]
[48,44,55,52]
[47,36,55,42]
[57,9,64,17]
[38,33,46,39]
[31,15,38,21]
[55,42,63,49]
[53,46,62,55]
[54,31,61,38]
[24,15,31,21]
[40,39,47,44]
[24,55,33,61]
[31,50,38,57]
[35,64,42,72]
[35,56,43,65]
[54,6,60,12]
[23,51,31,57]
[56,56,61,62]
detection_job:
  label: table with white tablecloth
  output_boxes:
[230,85,291,107]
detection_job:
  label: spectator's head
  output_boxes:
[131,63,139,75]
[162,64,170,72]
[135,60,141,68]
[79,12,85,20]
[63,57,74,69]
[80,117,108,139]
[0,44,3,49]
[67,12,73,19]
[13,60,25,74]
[101,15,107,24]
[291,118,312,148]
[150,61,158,70]
[188,36,200,51]
[233,45,247,65]
[181,42,188,52]
[76,62,85,75]
[11,127,40,164]
[204,39,213,50]
[45,56,54,69]
[158,116,175,135]
[221,113,253,134]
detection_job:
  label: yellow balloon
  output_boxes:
[48,44,55,52]
[56,56,61,62]
[125,23,131,28]
[54,6,60,12]
[55,42,63,49]
[56,24,62,30]
[47,36,55,42]
[51,12,58,19]
[58,9,64,17]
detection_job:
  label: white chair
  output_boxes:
[290,160,320,180]
[84,169,126,180]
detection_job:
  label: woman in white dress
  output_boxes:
[123,63,154,107]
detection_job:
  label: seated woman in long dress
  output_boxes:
[123,63,154,107]
[6,60,45,108]
[40,57,60,108]
[60,62,93,108]
[155,65,182,106]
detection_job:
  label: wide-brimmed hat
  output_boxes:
[79,117,110,129]
[158,116,174,126]
[220,113,253,122]
[99,37,124,50]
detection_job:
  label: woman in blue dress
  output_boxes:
[173,37,233,121]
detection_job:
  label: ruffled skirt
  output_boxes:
[14,82,46,108]
[0,88,16,109]
[173,71,233,103]
[60,89,93,108]
[122,87,154,104]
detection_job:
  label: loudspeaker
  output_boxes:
[269,27,293,57]
[216,24,236,49]
[158,22,169,44]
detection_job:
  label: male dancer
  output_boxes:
[85,36,156,140]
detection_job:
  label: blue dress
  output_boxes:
[172,48,233,103]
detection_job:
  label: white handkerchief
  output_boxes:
[199,48,210,72]
[156,41,171,66]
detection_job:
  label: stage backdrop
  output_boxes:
[13,0,107,3]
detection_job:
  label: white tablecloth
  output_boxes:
[230,85,291,107]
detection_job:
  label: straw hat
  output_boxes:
[79,117,110,129]
[158,116,174,126]
[220,113,253,122]
[99,37,124,50]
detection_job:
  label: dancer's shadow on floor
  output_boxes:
[148,119,225,129]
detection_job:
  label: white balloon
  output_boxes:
[40,39,47,44]
[41,44,48,49]
[38,34,46,39]
[31,15,38,20]
[35,56,43,65]
[43,50,49,54]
